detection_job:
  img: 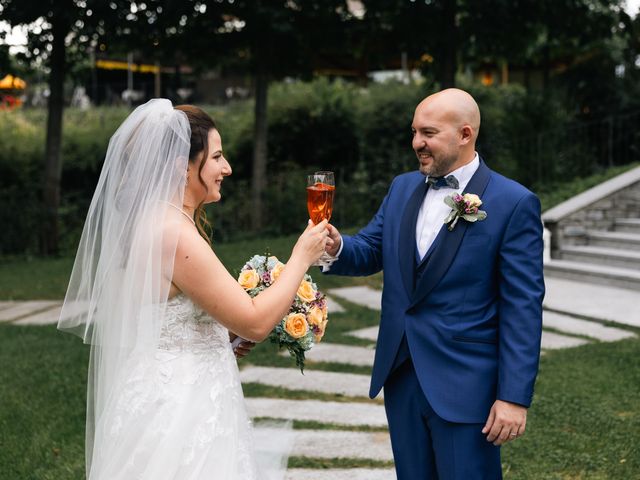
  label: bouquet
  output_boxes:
[237,254,329,373]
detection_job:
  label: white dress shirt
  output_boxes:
[415,153,480,259]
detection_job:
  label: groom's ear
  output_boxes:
[459,125,474,145]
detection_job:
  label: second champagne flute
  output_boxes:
[306,171,335,266]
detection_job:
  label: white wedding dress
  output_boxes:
[88,293,289,480]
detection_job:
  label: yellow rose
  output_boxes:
[307,306,324,327]
[322,304,328,321]
[270,262,286,283]
[284,313,309,339]
[297,281,317,303]
[314,319,329,343]
[238,269,260,290]
[463,193,482,208]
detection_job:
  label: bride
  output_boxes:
[58,99,330,479]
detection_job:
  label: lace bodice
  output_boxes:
[158,294,233,355]
[91,293,262,479]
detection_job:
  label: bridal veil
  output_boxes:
[58,99,191,475]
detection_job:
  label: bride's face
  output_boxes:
[190,128,232,204]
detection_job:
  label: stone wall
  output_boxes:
[542,166,640,255]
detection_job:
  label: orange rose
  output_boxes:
[284,313,309,339]
[270,262,286,283]
[307,306,324,327]
[314,319,329,343]
[297,281,317,303]
[238,269,260,290]
[322,304,328,321]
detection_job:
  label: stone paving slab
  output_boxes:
[544,277,640,328]
[543,311,635,342]
[284,342,375,367]
[0,301,17,311]
[246,398,387,427]
[0,301,60,322]
[325,296,345,313]
[347,326,379,342]
[348,324,593,350]
[328,286,382,311]
[12,305,64,326]
[285,469,395,480]
[281,429,393,461]
[240,366,377,398]
[541,330,590,349]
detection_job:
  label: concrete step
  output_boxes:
[559,245,640,270]
[544,259,640,291]
[0,301,61,323]
[615,218,640,234]
[285,469,395,480]
[328,286,382,311]
[543,311,635,342]
[544,277,640,328]
[282,342,376,367]
[288,429,393,461]
[246,398,388,427]
[586,230,640,251]
[240,366,377,398]
[255,428,393,462]
[541,330,590,349]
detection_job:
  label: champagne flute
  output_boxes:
[306,171,335,266]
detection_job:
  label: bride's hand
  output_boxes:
[291,219,330,267]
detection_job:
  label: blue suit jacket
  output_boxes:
[327,160,545,423]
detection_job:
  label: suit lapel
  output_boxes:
[410,160,492,308]
[399,177,429,297]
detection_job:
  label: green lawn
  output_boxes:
[1,321,639,478]
[1,207,640,477]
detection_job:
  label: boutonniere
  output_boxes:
[443,193,487,231]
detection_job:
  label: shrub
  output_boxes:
[0,79,623,254]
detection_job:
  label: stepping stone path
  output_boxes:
[328,286,382,310]
[285,469,395,480]
[276,429,393,461]
[544,277,640,328]
[246,398,387,427]
[283,342,376,367]
[240,366,379,399]
[331,285,637,349]
[4,275,636,479]
[543,310,635,342]
[0,301,60,323]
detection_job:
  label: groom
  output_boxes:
[324,88,544,479]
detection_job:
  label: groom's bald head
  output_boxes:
[412,88,481,176]
[418,88,481,140]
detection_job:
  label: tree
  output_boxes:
[0,0,79,254]
[0,0,204,253]
[185,0,348,231]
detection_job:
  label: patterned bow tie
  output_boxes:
[426,175,459,190]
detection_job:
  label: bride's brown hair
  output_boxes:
[174,104,216,244]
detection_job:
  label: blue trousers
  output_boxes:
[384,359,502,480]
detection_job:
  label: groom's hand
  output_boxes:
[229,332,256,359]
[325,224,342,257]
[482,400,527,446]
